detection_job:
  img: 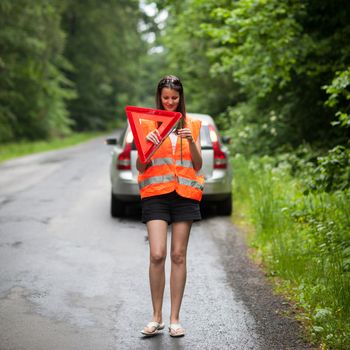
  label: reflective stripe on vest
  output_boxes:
[151,158,193,169]
[139,174,175,189]
[151,157,174,166]
[139,174,203,191]
[175,159,194,169]
[177,176,204,191]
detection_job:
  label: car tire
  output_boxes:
[111,193,124,218]
[217,194,232,216]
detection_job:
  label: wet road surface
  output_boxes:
[0,136,312,350]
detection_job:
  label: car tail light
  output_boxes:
[208,125,227,169]
[117,131,133,170]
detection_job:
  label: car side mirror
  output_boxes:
[221,136,231,145]
[105,138,118,145]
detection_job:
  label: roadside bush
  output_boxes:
[308,145,350,192]
[233,154,350,349]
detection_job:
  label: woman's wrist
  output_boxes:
[137,157,149,173]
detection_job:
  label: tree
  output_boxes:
[0,0,74,141]
[62,0,148,131]
[147,0,239,118]
[151,0,350,153]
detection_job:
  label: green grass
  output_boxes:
[0,132,105,163]
[232,154,350,349]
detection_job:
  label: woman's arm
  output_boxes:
[136,129,160,173]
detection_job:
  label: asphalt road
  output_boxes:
[0,136,312,350]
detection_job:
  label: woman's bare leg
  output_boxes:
[144,219,168,332]
[170,221,192,325]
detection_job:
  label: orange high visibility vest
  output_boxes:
[138,116,205,201]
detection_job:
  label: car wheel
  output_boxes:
[111,193,124,218]
[217,194,232,216]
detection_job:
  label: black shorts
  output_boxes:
[141,191,202,224]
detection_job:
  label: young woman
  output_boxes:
[137,75,204,337]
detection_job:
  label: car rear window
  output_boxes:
[119,127,127,146]
[200,125,212,149]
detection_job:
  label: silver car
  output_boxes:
[106,113,233,217]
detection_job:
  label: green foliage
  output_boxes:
[154,0,350,153]
[308,145,350,192]
[0,0,75,142]
[62,0,147,131]
[233,154,350,349]
[323,67,350,132]
[221,101,287,155]
[149,0,238,118]
[202,0,309,97]
[0,0,149,142]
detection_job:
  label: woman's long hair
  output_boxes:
[155,75,186,128]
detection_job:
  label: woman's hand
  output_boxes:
[146,129,161,145]
[177,128,194,143]
[137,129,160,173]
[178,128,202,171]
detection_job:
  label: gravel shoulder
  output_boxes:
[205,216,317,350]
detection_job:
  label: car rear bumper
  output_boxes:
[111,171,140,198]
[203,169,232,195]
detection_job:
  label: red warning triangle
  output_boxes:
[125,106,182,164]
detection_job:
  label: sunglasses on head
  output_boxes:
[159,77,181,86]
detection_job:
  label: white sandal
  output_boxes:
[141,321,165,336]
[168,323,185,337]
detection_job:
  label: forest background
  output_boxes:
[1,0,349,349]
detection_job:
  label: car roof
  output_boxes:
[187,113,214,125]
